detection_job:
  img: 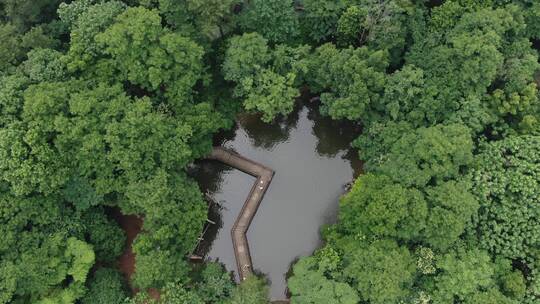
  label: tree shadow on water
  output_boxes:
[236,107,301,150]
[307,104,361,158]
[187,160,229,257]
[192,199,225,258]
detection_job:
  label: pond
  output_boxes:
[189,102,362,300]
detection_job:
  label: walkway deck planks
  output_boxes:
[207,147,275,281]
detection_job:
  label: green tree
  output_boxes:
[422,180,478,250]
[227,275,269,304]
[463,289,519,304]
[427,246,523,304]
[0,74,30,127]
[57,0,96,29]
[373,124,474,187]
[23,48,67,82]
[351,121,414,168]
[81,207,126,263]
[523,2,540,39]
[376,66,427,125]
[486,37,540,134]
[81,268,129,304]
[0,82,74,196]
[0,188,92,303]
[336,0,412,64]
[0,23,57,75]
[240,70,299,122]
[338,173,427,242]
[471,136,540,263]
[160,283,205,304]
[404,5,539,133]
[195,262,235,303]
[96,7,206,105]
[222,33,271,82]
[0,228,94,303]
[223,33,309,122]
[0,23,26,73]
[122,262,239,304]
[137,0,239,40]
[239,0,300,44]
[62,0,127,72]
[128,172,207,252]
[339,239,416,304]
[307,43,388,121]
[288,255,359,304]
[354,124,478,250]
[355,123,474,186]
[298,0,346,43]
[1,0,63,31]
[132,249,191,289]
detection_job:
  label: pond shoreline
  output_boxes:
[191,103,362,299]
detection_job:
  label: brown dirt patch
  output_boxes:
[111,208,160,300]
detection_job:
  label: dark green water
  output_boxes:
[189,103,362,300]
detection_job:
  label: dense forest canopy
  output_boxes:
[0,0,539,303]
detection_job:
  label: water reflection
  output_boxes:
[237,105,301,150]
[309,107,359,157]
[189,102,362,300]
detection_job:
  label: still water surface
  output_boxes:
[190,103,361,300]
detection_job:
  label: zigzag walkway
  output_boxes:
[207,147,275,281]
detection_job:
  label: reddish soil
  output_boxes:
[114,211,142,287]
[111,208,160,300]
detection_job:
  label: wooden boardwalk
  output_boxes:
[207,147,275,281]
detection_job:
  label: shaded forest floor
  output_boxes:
[111,208,161,300]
